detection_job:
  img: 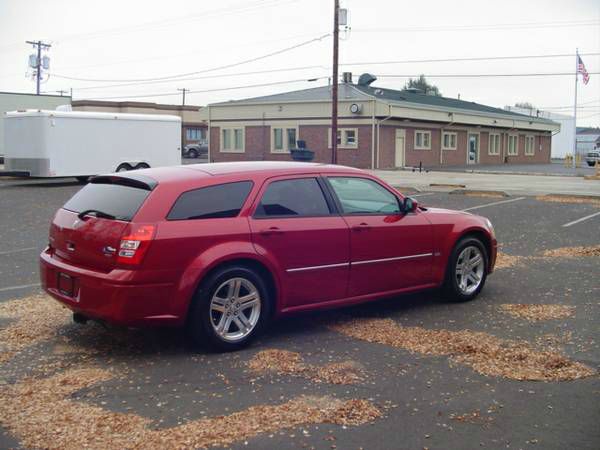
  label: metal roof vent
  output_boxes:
[357,73,377,86]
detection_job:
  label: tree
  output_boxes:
[515,101,535,110]
[404,75,441,96]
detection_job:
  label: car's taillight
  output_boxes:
[117,224,156,266]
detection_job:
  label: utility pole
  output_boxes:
[572,49,578,169]
[26,40,51,95]
[330,0,340,164]
[178,88,189,106]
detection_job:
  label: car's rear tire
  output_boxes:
[134,162,150,170]
[188,149,198,158]
[116,163,132,172]
[443,236,488,302]
[187,265,271,351]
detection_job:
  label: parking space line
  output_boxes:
[410,193,435,197]
[461,197,525,212]
[0,283,41,293]
[0,247,37,256]
[562,210,600,228]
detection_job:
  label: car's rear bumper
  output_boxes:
[40,248,181,327]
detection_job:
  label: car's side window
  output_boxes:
[167,181,253,220]
[254,178,332,217]
[327,177,400,215]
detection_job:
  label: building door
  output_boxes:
[395,129,405,167]
[467,133,479,164]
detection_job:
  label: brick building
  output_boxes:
[71,100,207,149]
[205,74,559,169]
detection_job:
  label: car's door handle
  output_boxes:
[259,227,284,236]
[351,223,371,231]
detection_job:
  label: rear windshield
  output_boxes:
[63,183,151,221]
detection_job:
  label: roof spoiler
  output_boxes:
[90,173,158,191]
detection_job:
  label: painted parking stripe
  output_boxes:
[461,197,525,212]
[562,210,600,228]
[0,247,37,256]
[410,193,435,197]
[0,283,41,293]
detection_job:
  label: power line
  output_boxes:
[50,33,330,83]
[341,52,600,67]
[0,0,298,51]
[87,77,327,100]
[59,65,329,92]
[51,51,600,92]
[377,71,600,79]
[353,19,600,33]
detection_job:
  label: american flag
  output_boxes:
[577,55,590,85]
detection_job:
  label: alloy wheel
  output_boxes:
[455,245,485,295]
[209,277,261,342]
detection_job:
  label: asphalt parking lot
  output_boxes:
[0,178,598,449]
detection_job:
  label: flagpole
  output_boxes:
[572,48,578,169]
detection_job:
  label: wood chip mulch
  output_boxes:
[499,304,575,322]
[535,195,600,207]
[0,294,70,363]
[541,245,600,258]
[249,349,365,384]
[329,318,594,381]
[494,252,524,269]
[0,367,380,450]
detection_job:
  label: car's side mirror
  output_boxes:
[402,197,418,213]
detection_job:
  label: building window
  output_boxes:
[442,132,457,150]
[507,135,518,156]
[186,128,205,141]
[221,127,244,153]
[489,133,501,155]
[414,130,431,150]
[271,126,298,153]
[525,135,535,155]
[328,128,359,149]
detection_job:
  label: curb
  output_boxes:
[450,189,510,197]
[429,183,466,189]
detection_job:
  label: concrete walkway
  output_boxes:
[372,169,600,196]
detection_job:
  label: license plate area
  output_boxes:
[57,272,74,297]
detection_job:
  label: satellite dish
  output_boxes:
[357,73,377,86]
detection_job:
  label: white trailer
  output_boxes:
[2,109,181,179]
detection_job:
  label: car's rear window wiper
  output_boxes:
[77,209,116,220]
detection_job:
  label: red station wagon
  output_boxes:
[40,162,497,350]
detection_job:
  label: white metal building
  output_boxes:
[505,106,574,158]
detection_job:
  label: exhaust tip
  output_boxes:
[73,312,89,324]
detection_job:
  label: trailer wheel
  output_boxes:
[116,163,132,172]
[134,163,150,170]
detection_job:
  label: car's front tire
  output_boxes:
[187,265,270,351]
[443,236,488,302]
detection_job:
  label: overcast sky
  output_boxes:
[1,0,599,126]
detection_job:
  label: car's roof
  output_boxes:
[111,161,364,186]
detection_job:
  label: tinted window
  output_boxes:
[255,178,331,217]
[328,177,399,214]
[63,183,151,221]
[167,181,253,220]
